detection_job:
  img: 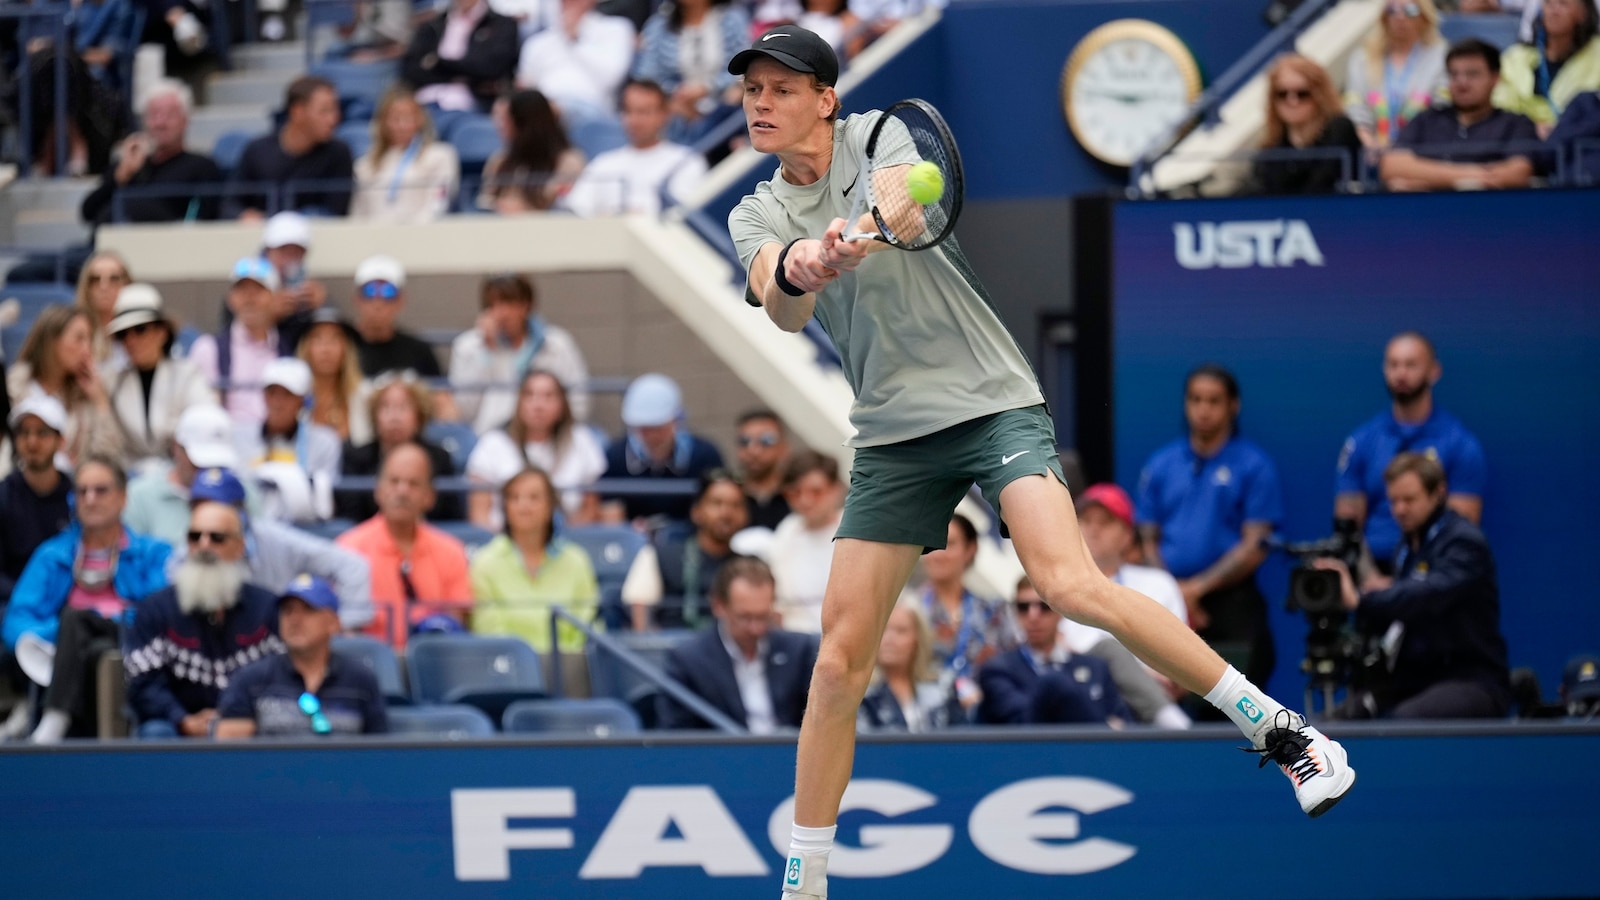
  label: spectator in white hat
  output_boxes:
[126,404,262,549]
[347,255,459,422]
[235,357,341,523]
[260,211,328,347]
[189,257,285,424]
[105,284,218,471]
[599,372,724,523]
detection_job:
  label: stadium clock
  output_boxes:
[1060,19,1203,167]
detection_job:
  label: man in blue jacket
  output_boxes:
[1,457,171,743]
[124,501,285,738]
[977,578,1130,726]
[1316,452,1510,719]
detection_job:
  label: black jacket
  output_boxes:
[658,626,816,730]
[1358,508,1510,702]
[401,9,519,110]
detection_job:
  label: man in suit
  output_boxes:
[659,557,816,732]
[977,578,1129,726]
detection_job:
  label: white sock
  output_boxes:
[30,709,69,744]
[1203,666,1290,746]
[1152,703,1192,730]
[784,823,835,892]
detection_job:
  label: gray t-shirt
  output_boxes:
[729,113,1043,448]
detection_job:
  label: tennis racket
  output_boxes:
[840,98,965,251]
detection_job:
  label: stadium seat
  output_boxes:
[451,118,501,178]
[386,704,495,738]
[1439,13,1522,49]
[332,635,409,705]
[407,635,546,726]
[502,698,641,736]
[211,130,259,176]
[0,283,75,360]
[294,518,358,542]
[565,525,646,630]
[336,120,374,161]
[567,116,626,160]
[311,60,400,107]
[431,108,472,141]
[435,520,495,553]
[424,421,479,473]
[585,629,696,729]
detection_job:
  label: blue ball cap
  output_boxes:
[190,468,247,507]
[280,573,340,614]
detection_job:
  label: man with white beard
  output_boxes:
[124,502,285,739]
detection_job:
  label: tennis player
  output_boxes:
[726,28,1356,900]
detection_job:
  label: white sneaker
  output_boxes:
[779,851,828,899]
[1251,712,1356,818]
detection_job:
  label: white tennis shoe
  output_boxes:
[1250,711,1356,818]
[779,851,828,899]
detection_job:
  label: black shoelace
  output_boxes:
[1243,710,1320,781]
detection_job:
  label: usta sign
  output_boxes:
[452,777,1136,881]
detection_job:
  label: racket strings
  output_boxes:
[868,106,961,250]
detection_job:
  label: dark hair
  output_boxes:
[1184,362,1242,432]
[76,454,128,491]
[285,75,335,112]
[481,272,536,311]
[667,0,730,32]
[1387,330,1438,362]
[1446,37,1501,74]
[1532,0,1599,56]
[782,450,838,488]
[711,555,775,604]
[622,78,669,106]
[503,90,572,180]
[949,513,977,547]
[696,468,744,503]
[1383,451,1447,494]
[737,408,784,431]
[501,467,558,545]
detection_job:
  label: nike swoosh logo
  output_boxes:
[1001,451,1031,465]
[762,32,790,40]
[841,173,858,199]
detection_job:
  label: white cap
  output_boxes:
[8,394,67,433]
[174,405,239,469]
[107,283,170,336]
[262,357,312,397]
[262,211,312,250]
[354,254,406,289]
[231,256,282,293]
[620,373,683,428]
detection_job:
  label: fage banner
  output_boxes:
[1,727,1597,899]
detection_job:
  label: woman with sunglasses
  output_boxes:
[915,513,1016,714]
[856,599,964,733]
[297,309,373,447]
[105,284,217,471]
[333,370,462,522]
[1344,0,1447,148]
[1493,0,1600,133]
[466,369,605,530]
[74,250,132,368]
[469,467,601,654]
[6,305,125,468]
[1253,54,1363,195]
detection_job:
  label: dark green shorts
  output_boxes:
[837,404,1066,551]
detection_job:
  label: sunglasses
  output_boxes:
[116,322,162,340]
[360,281,400,301]
[299,692,333,735]
[1274,88,1313,102]
[737,433,780,448]
[187,529,236,545]
[1014,600,1051,616]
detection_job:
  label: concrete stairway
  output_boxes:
[190,43,307,154]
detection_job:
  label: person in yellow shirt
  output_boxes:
[1493,0,1600,130]
[469,467,600,653]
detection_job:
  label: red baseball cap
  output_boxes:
[1076,483,1134,528]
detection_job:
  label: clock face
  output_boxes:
[1062,21,1202,167]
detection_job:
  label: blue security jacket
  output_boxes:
[1,523,173,650]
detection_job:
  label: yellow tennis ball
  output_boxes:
[905,161,944,205]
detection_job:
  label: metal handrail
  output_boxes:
[328,475,698,496]
[546,606,745,734]
[1129,0,1343,194]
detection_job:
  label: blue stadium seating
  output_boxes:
[336,120,374,161]
[1440,13,1523,49]
[407,635,546,726]
[450,118,501,178]
[567,116,627,160]
[434,520,496,553]
[211,130,259,176]
[502,698,641,736]
[586,629,697,729]
[311,60,399,107]
[332,635,409,704]
[424,420,479,473]
[565,525,646,630]
[0,284,75,360]
[431,108,474,141]
[294,518,358,542]
[386,704,495,738]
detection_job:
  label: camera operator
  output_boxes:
[1314,452,1510,719]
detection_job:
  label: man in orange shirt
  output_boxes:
[336,443,470,647]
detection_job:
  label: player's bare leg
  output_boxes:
[783,538,921,898]
[999,473,1356,817]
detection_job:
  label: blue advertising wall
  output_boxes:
[1110,189,1600,694]
[2,727,1598,898]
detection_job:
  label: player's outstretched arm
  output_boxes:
[750,239,834,333]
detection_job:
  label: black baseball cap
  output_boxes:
[727,27,839,87]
